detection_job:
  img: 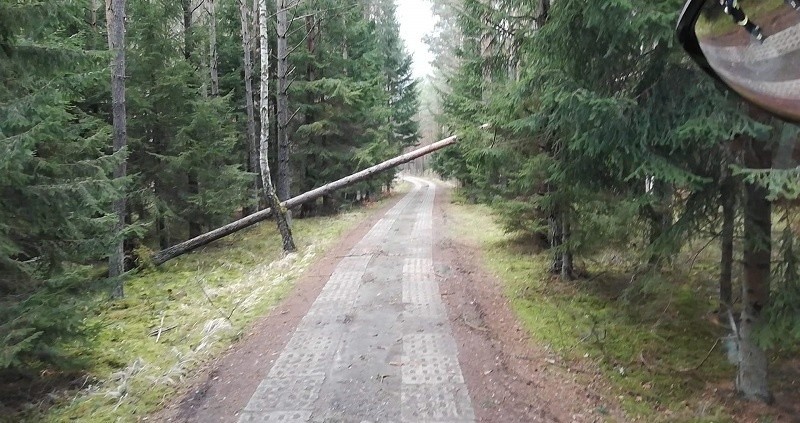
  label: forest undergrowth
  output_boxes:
[448,194,799,423]
[1,192,401,423]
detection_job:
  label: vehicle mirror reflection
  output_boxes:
[694,0,800,122]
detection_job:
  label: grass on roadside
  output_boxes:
[447,200,746,423]
[12,193,400,423]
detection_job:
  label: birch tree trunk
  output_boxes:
[106,0,128,298]
[259,0,296,252]
[239,0,261,214]
[276,0,292,201]
[209,0,219,96]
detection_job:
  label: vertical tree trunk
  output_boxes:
[647,179,674,267]
[259,0,296,252]
[182,0,192,59]
[275,0,292,201]
[240,0,261,214]
[737,137,773,403]
[106,0,128,299]
[720,149,736,310]
[549,211,563,274]
[561,212,574,280]
[535,0,550,29]
[91,0,99,28]
[182,0,201,238]
[209,0,219,96]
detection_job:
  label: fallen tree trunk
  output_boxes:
[152,134,459,265]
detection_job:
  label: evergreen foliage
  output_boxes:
[429,0,800,401]
[290,0,419,209]
[0,0,121,373]
[1,0,421,398]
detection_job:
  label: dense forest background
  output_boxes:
[1,0,800,419]
[1,0,416,392]
[426,0,799,407]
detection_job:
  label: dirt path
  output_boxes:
[155,177,620,423]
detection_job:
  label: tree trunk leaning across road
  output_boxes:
[106,0,128,298]
[151,134,459,265]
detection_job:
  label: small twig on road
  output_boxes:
[461,314,489,332]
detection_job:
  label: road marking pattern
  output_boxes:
[238,177,474,422]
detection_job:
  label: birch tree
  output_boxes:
[259,0,296,252]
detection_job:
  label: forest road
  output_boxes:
[159,176,618,423]
[236,176,475,422]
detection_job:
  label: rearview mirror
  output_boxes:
[677,0,800,123]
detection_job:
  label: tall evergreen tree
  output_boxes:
[0,0,122,371]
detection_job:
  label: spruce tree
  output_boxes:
[0,0,122,371]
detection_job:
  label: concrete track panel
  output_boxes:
[238,177,474,423]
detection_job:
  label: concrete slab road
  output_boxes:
[237,177,476,423]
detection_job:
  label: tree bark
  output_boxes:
[209,0,219,96]
[182,0,192,59]
[561,211,574,280]
[259,0,296,252]
[239,0,261,214]
[151,135,460,265]
[720,148,736,310]
[91,0,99,28]
[736,136,773,403]
[182,1,201,238]
[106,0,128,299]
[647,179,674,267]
[549,210,562,274]
[276,0,292,200]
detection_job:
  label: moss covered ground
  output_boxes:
[10,192,401,423]
[446,198,791,423]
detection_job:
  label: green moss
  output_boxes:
[14,195,396,423]
[447,202,741,422]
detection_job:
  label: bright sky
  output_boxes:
[395,0,438,79]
